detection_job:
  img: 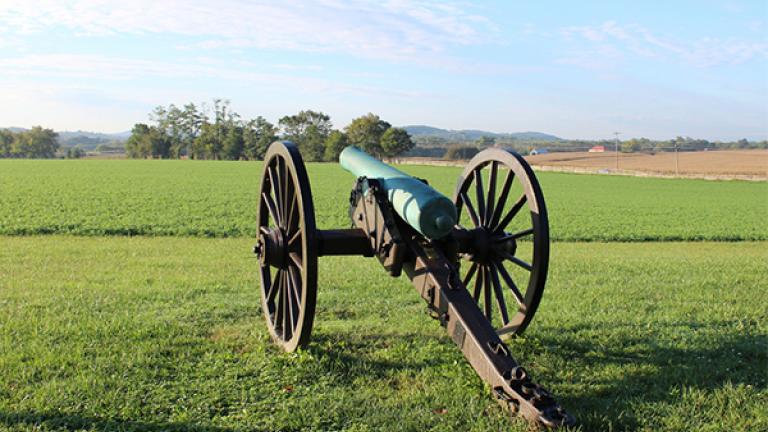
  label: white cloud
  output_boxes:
[560,20,768,68]
[0,0,495,63]
[0,53,430,99]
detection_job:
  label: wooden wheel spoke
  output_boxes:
[485,162,497,224]
[473,265,484,302]
[509,256,533,271]
[483,265,492,320]
[266,269,279,304]
[488,265,510,325]
[284,270,296,335]
[462,262,478,287]
[268,163,282,225]
[495,193,527,232]
[494,261,525,307]
[274,269,285,329]
[512,227,534,239]
[288,265,302,306]
[489,170,514,228]
[498,251,533,271]
[262,191,280,226]
[287,194,298,235]
[288,266,301,330]
[459,191,480,228]
[288,230,301,247]
[473,168,486,225]
[289,252,303,269]
[493,227,534,243]
[280,270,288,338]
[283,270,292,340]
[280,158,290,224]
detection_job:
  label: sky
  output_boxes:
[0,0,766,140]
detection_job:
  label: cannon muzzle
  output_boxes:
[339,146,457,239]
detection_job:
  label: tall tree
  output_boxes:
[222,125,244,160]
[345,113,391,158]
[0,129,13,157]
[14,126,59,158]
[195,122,222,160]
[302,124,327,162]
[164,104,186,158]
[125,123,169,158]
[149,126,171,158]
[278,110,332,161]
[243,117,277,160]
[125,123,152,158]
[180,103,204,157]
[188,99,240,160]
[380,127,414,159]
[323,130,348,162]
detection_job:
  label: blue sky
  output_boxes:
[0,0,766,140]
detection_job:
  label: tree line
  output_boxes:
[421,134,768,159]
[125,99,414,161]
[0,127,59,158]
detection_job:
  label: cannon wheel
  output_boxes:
[453,148,549,337]
[255,141,318,352]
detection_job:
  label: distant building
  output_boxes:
[529,148,549,155]
[589,145,605,153]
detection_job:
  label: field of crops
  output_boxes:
[1,159,766,241]
[1,159,766,431]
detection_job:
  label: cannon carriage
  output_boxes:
[253,141,574,428]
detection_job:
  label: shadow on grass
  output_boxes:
[306,322,765,430]
[305,331,454,384]
[4,324,761,431]
[533,322,767,430]
[0,411,236,432]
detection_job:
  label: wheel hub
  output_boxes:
[470,227,492,263]
[462,227,518,265]
[493,232,518,259]
[256,228,289,269]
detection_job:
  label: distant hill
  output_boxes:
[57,130,131,141]
[2,127,129,150]
[402,125,561,142]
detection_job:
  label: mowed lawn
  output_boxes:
[0,237,766,431]
[1,159,766,241]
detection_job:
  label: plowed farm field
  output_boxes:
[526,149,767,178]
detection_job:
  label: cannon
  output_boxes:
[253,141,574,428]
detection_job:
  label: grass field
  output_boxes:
[1,159,766,431]
[1,237,765,432]
[0,160,766,241]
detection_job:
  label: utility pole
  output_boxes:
[674,141,679,177]
[613,132,621,169]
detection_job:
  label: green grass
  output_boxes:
[1,159,766,241]
[1,158,766,430]
[1,236,765,431]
